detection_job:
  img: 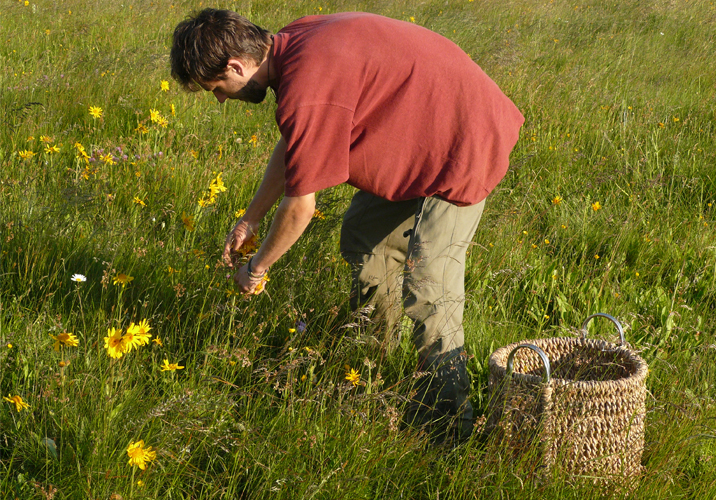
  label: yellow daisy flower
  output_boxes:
[50,332,79,351]
[4,395,30,411]
[126,440,157,470]
[121,329,141,352]
[160,359,184,371]
[127,319,152,346]
[345,367,360,386]
[181,212,195,231]
[113,273,134,287]
[104,328,126,359]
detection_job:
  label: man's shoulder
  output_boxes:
[279,12,390,33]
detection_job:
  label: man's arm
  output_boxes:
[223,136,287,267]
[233,193,316,293]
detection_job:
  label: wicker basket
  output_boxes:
[486,313,648,481]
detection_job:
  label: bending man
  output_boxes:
[171,8,524,443]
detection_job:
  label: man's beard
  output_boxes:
[239,79,267,104]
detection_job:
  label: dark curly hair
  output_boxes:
[171,8,272,91]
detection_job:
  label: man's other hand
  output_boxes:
[222,219,259,268]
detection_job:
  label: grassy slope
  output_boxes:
[1,0,715,498]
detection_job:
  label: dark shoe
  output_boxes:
[403,349,473,445]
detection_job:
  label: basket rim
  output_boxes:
[489,336,648,388]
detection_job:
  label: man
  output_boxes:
[171,8,524,443]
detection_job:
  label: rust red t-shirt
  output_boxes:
[272,13,524,206]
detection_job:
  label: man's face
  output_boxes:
[200,60,266,104]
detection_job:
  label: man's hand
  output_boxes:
[222,219,259,268]
[233,262,268,295]
[228,193,315,296]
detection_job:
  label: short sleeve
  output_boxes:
[277,103,353,197]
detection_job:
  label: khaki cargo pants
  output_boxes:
[340,191,485,368]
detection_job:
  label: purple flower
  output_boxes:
[295,320,306,334]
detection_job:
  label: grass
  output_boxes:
[1,0,716,498]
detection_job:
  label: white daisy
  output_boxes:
[71,274,87,283]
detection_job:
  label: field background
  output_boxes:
[1,0,715,498]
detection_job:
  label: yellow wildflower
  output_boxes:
[100,153,115,165]
[135,124,149,134]
[591,201,602,211]
[161,359,184,371]
[234,208,246,219]
[149,109,161,123]
[160,80,169,92]
[313,209,326,220]
[104,328,126,359]
[170,103,176,116]
[152,337,163,347]
[113,273,134,287]
[250,273,269,295]
[50,332,79,351]
[45,145,60,154]
[40,135,53,144]
[19,150,35,159]
[74,142,90,162]
[128,319,152,345]
[345,367,360,386]
[552,196,562,205]
[157,116,169,128]
[126,440,157,470]
[4,395,30,412]
[181,212,195,231]
[209,172,227,196]
[236,234,258,257]
[249,134,258,147]
[89,106,103,119]
[121,327,143,352]
[133,196,146,206]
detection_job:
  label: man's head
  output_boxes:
[170,8,272,100]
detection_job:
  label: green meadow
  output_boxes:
[1,0,715,497]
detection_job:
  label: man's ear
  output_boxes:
[225,58,249,77]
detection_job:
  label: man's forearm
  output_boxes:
[243,137,287,225]
[250,193,315,274]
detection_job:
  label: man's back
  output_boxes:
[272,13,524,205]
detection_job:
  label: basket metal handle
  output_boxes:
[506,344,551,383]
[581,313,625,345]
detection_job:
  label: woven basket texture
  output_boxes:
[487,336,648,480]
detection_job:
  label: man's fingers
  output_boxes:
[222,236,236,267]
